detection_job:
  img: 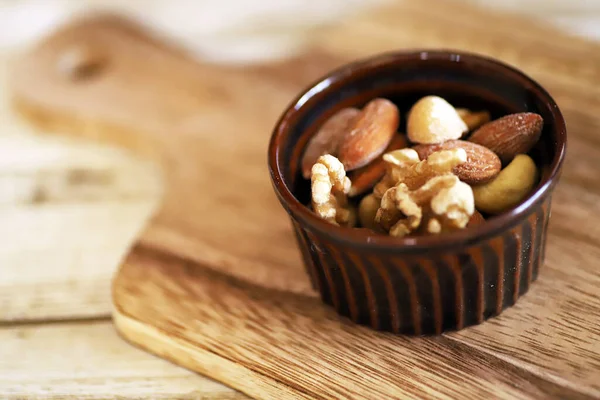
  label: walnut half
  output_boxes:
[374,148,474,237]
[310,154,355,227]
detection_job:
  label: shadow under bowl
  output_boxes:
[268,50,566,335]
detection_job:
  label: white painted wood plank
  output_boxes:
[0,130,162,323]
[0,321,246,399]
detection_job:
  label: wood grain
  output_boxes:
[9,0,600,399]
[0,135,160,322]
[0,321,246,399]
[0,55,161,322]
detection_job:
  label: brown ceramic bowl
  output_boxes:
[268,50,566,335]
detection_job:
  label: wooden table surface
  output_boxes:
[1,1,599,399]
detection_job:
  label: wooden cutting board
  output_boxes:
[10,1,600,399]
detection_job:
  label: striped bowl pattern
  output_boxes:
[291,197,552,335]
[269,51,566,335]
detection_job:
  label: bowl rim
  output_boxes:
[268,49,567,251]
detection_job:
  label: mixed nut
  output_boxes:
[302,95,543,237]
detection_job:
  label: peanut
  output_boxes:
[358,194,380,230]
[456,108,491,132]
[472,154,538,214]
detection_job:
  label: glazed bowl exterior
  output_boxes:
[268,50,566,334]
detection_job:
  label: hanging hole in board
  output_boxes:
[57,45,106,82]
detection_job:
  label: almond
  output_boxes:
[348,134,408,197]
[468,112,543,164]
[338,98,399,171]
[456,108,491,132]
[467,210,485,227]
[301,107,360,179]
[412,140,501,185]
[407,96,468,144]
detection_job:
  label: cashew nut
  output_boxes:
[472,154,538,214]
